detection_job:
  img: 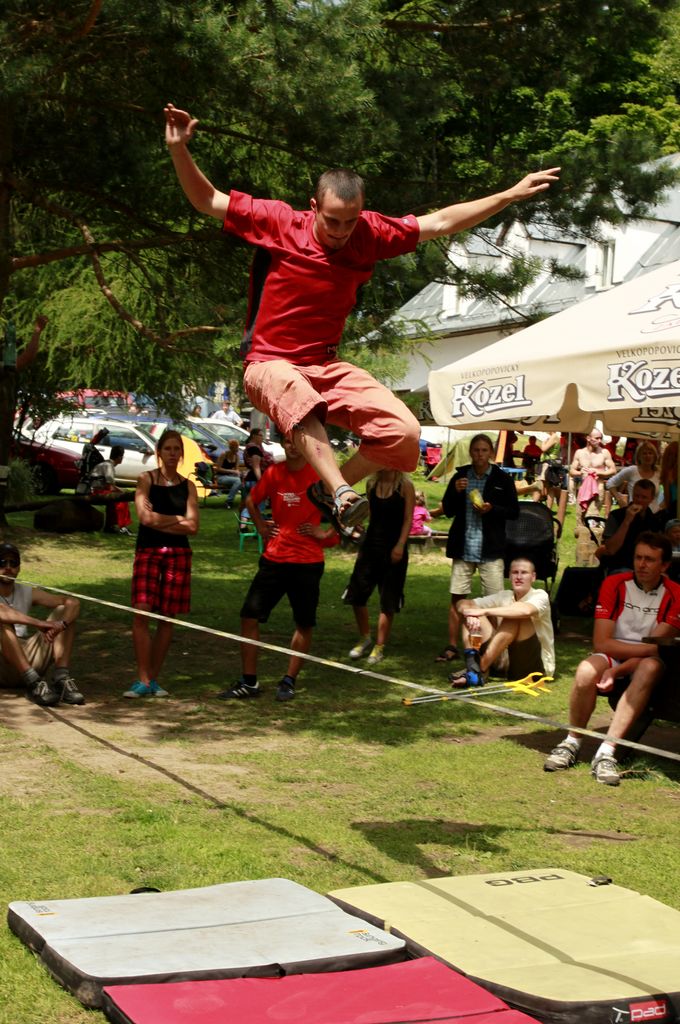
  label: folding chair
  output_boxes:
[234,511,263,553]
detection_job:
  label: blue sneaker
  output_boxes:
[449,668,486,689]
[148,680,169,697]
[276,679,296,702]
[123,680,153,698]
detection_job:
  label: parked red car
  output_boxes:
[11,432,82,494]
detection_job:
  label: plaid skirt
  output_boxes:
[132,546,192,617]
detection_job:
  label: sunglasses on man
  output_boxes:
[0,558,19,569]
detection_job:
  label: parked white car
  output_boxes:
[190,418,285,463]
[24,415,158,485]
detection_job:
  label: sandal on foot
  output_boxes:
[435,645,460,663]
[307,482,369,538]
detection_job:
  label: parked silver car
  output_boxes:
[190,418,285,462]
[23,415,159,486]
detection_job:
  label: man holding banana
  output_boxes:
[436,434,518,665]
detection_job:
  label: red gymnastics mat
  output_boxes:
[102,957,542,1024]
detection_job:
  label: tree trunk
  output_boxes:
[0,99,14,527]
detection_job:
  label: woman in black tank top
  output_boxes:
[343,469,415,667]
[125,430,199,699]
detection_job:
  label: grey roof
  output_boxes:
[394,156,680,336]
[626,223,680,278]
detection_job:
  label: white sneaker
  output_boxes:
[366,644,385,666]
[591,754,620,786]
[349,636,373,659]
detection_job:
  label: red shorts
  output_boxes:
[244,359,420,471]
[132,547,192,617]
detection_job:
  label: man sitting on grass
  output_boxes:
[0,542,83,707]
[450,558,554,689]
[544,532,680,786]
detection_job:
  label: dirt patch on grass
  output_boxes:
[0,690,264,804]
[551,828,639,848]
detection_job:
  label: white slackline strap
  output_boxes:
[22,579,680,765]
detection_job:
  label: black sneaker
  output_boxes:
[276,679,296,702]
[27,679,60,707]
[57,676,86,706]
[217,680,260,700]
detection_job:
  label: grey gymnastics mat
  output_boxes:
[329,868,680,1024]
[8,877,405,1008]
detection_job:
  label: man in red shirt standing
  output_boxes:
[218,437,339,702]
[544,532,680,785]
[164,103,559,537]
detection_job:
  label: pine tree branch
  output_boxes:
[8,173,221,271]
[382,3,558,33]
[11,231,217,272]
[67,0,103,40]
[77,218,221,348]
[8,179,221,347]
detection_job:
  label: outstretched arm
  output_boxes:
[416,168,560,242]
[164,104,231,220]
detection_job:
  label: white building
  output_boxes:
[393,155,680,422]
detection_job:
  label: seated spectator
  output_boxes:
[544,532,680,786]
[0,542,83,706]
[450,557,555,688]
[435,434,519,664]
[598,479,659,574]
[520,435,543,482]
[665,519,680,583]
[606,441,661,511]
[410,490,433,537]
[213,439,243,508]
[89,444,133,536]
[243,428,267,491]
[659,441,678,514]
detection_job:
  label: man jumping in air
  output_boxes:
[164,103,559,538]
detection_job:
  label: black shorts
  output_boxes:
[343,547,408,616]
[507,632,544,680]
[240,557,324,628]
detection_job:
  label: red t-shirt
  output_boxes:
[249,461,338,563]
[223,191,420,365]
[595,571,680,639]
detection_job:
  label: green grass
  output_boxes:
[0,487,678,1023]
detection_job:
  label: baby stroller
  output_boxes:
[503,501,561,630]
[74,430,109,495]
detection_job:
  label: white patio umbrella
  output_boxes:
[428,259,680,440]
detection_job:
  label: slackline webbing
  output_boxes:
[15,578,680,766]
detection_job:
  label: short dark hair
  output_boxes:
[110,445,125,461]
[469,433,494,452]
[632,478,655,495]
[635,531,672,563]
[314,169,365,207]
